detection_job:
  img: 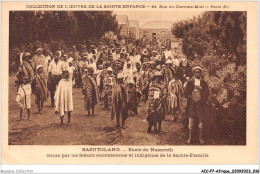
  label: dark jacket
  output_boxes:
[185,77,209,119]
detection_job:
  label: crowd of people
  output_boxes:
[15,36,209,145]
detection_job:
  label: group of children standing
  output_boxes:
[16,49,73,124]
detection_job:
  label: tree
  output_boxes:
[171,12,247,144]
[171,18,194,39]
[9,11,119,48]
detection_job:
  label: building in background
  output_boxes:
[129,20,139,40]
[116,15,129,38]
[139,21,176,41]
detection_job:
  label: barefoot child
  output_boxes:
[32,65,48,113]
[54,70,73,125]
[16,76,32,120]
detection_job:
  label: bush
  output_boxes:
[172,12,246,144]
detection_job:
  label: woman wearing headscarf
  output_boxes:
[176,59,193,87]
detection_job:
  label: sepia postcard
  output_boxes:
[1,1,258,165]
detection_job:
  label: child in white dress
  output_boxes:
[16,76,32,120]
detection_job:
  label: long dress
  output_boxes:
[82,75,99,109]
[54,79,73,116]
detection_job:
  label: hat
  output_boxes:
[154,71,163,77]
[193,66,203,73]
[37,48,43,52]
[36,65,43,70]
[23,52,31,58]
[88,67,94,72]
[107,67,113,71]
[84,68,88,72]
[135,61,141,66]
[117,73,125,79]
[128,79,135,85]
[166,59,172,64]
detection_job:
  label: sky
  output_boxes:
[114,11,202,27]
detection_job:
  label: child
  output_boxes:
[16,76,32,120]
[54,70,73,125]
[32,65,48,113]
